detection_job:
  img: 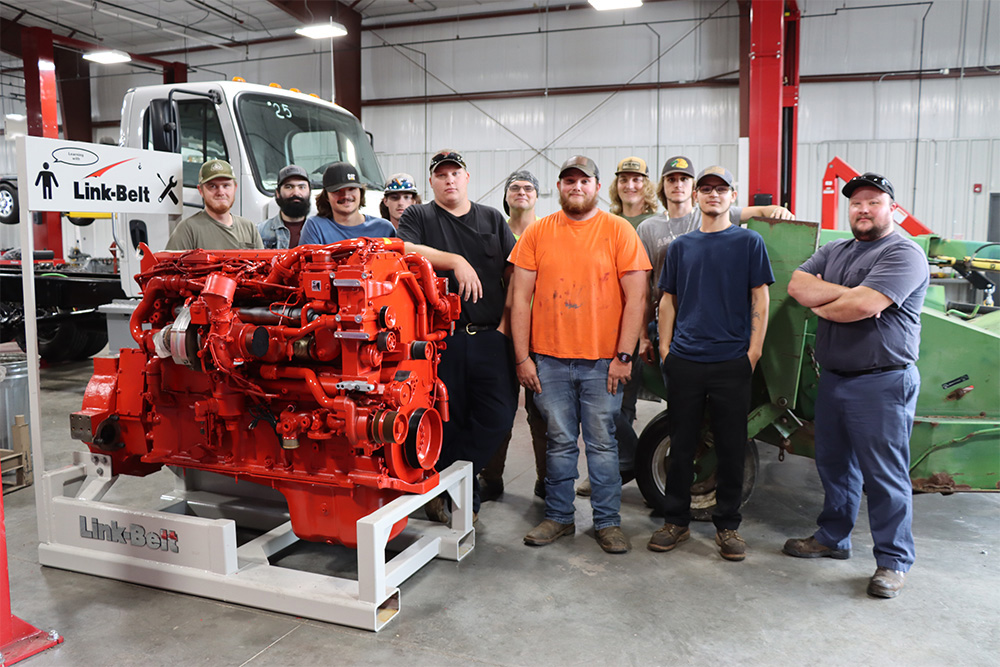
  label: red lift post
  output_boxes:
[746,0,800,212]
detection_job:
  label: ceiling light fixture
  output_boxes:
[295,21,348,39]
[589,0,643,10]
[82,50,132,64]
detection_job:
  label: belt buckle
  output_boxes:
[465,323,477,335]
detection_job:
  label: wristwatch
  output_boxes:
[616,351,633,364]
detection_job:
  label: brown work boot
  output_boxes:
[783,536,851,560]
[596,526,631,554]
[575,478,591,497]
[716,529,747,561]
[524,519,575,546]
[867,567,906,598]
[647,523,690,552]
[424,496,450,524]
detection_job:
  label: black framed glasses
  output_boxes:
[697,185,731,194]
[507,184,536,193]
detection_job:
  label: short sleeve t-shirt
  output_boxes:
[398,201,516,327]
[165,210,264,251]
[509,209,652,360]
[659,224,774,362]
[299,214,395,245]
[798,232,929,371]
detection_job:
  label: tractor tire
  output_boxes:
[635,409,759,521]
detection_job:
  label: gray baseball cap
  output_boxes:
[558,155,600,181]
[277,164,309,188]
[695,166,735,189]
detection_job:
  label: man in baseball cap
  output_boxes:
[167,158,263,250]
[610,156,658,229]
[511,153,651,554]
[258,165,312,249]
[299,161,394,244]
[397,148,518,523]
[379,173,421,229]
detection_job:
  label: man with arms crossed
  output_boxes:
[649,166,773,562]
[511,156,650,554]
[783,172,928,599]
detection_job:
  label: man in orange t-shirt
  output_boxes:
[509,155,651,554]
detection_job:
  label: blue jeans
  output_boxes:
[813,366,919,572]
[532,355,623,530]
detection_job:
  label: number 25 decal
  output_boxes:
[274,104,292,119]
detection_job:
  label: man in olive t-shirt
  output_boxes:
[166,159,263,251]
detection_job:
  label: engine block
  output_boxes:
[71,238,460,547]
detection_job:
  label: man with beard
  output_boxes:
[649,166,773,562]
[510,155,650,554]
[258,165,312,249]
[397,150,518,523]
[299,162,394,244]
[379,173,421,229]
[784,173,928,599]
[166,159,263,250]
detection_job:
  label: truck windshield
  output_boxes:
[235,93,384,195]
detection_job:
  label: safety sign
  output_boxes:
[22,136,182,215]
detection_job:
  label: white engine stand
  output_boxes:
[36,453,475,632]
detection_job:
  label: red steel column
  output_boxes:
[747,0,784,207]
[781,4,800,212]
[21,26,63,260]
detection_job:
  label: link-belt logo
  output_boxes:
[79,516,179,553]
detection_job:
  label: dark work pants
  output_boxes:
[661,354,753,531]
[436,329,517,513]
[481,387,548,484]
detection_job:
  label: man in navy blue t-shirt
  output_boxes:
[648,166,774,562]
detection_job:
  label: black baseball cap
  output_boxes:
[842,172,895,200]
[429,150,467,172]
[322,162,361,193]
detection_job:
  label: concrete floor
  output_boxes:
[3,349,998,666]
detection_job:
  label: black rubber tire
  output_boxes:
[0,182,18,225]
[635,409,759,521]
[66,215,95,227]
[15,318,92,363]
[76,328,109,359]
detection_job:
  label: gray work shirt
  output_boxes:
[798,232,929,372]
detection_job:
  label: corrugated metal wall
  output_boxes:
[2,0,998,249]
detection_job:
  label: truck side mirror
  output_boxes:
[148,99,179,153]
[129,219,149,250]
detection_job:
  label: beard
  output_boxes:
[277,194,311,219]
[850,217,892,242]
[559,190,599,216]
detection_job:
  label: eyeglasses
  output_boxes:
[697,185,731,195]
[385,177,416,192]
[507,184,535,193]
[850,174,889,187]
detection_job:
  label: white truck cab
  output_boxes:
[115,79,385,297]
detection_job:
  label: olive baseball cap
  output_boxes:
[198,159,235,185]
[661,156,695,178]
[559,155,600,181]
[615,156,649,177]
[322,162,361,193]
[842,172,895,199]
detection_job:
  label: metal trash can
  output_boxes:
[0,352,29,450]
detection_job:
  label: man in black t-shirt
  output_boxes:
[398,149,518,522]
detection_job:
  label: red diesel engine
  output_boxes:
[71,238,460,547]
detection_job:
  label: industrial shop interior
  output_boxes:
[0,1,997,665]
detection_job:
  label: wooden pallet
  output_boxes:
[2,414,33,493]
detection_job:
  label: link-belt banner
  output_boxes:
[22,136,182,215]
